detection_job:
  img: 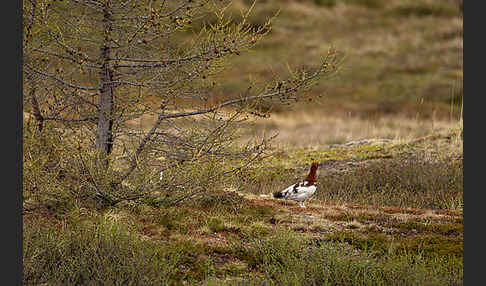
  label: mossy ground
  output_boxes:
[23,130,463,285]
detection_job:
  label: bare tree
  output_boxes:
[23,0,340,205]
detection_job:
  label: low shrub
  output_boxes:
[232,231,462,285]
[23,216,213,285]
[318,156,463,209]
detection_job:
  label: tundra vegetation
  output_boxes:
[23,0,462,285]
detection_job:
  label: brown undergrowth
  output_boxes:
[23,189,463,285]
[23,125,462,285]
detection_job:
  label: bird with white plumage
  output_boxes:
[272,162,319,208]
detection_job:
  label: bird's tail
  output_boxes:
[272,190,284,198]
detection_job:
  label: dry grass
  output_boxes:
[244,108,461,148]
[210,0,462,119]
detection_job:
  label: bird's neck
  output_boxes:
[305,168,317,184]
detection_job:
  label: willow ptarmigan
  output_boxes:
[273,162,319,208]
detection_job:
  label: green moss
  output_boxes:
[243,223,271,239]
[238,205,276,221]
[398,234,463,259]
[326,228,463,259]
[326,231,391,255]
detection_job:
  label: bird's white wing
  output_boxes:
[280,183,297,197]
[279,182,315,200]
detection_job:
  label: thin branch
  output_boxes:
[25,65,100,91]
[43,116,98,123]
[70,0,104,12]
[116,109,168,183]
[113,62,331,185]
[163,145,267,206]
[33,48,99,65]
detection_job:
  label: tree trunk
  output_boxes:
[96,4,114,166]
[30,87,44,132]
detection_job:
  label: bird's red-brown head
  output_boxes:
[305,161,319,184]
